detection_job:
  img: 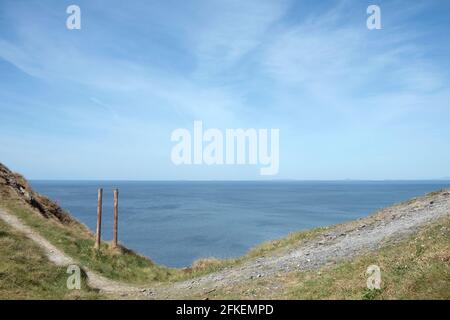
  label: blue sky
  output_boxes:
[0,0,449,180]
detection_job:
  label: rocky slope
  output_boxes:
[0,163,74,224]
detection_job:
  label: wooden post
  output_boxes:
[94,188,103,250]
[113,188,119,248]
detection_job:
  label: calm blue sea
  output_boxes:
[30,181,450,267]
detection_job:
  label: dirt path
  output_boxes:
[1,190,450,299]
[0,208,138,295]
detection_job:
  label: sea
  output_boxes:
[30,180,450,268]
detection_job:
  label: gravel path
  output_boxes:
[146,189,450,298]
[1,189,449,299]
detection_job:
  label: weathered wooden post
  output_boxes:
[113,188,119,248]
[94,188,103,250]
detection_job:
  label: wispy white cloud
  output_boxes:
[258,1,448,127]
[186,0,290,78]
[1,0,283,125]
[0,0,449,179]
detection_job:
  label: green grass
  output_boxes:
[0,218,102,299]
[2,199,180,284]
[282,215,450,299]
[247,227,324,258]
[191,215,450,300]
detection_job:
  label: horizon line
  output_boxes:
[28,178,450,182]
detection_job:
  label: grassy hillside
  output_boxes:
[285,216,450,299]
[200,214,450,300]
[0,162,199,286]
[3,201,175,282]
[0,218,100,299]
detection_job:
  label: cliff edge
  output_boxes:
[0,163,74,224]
